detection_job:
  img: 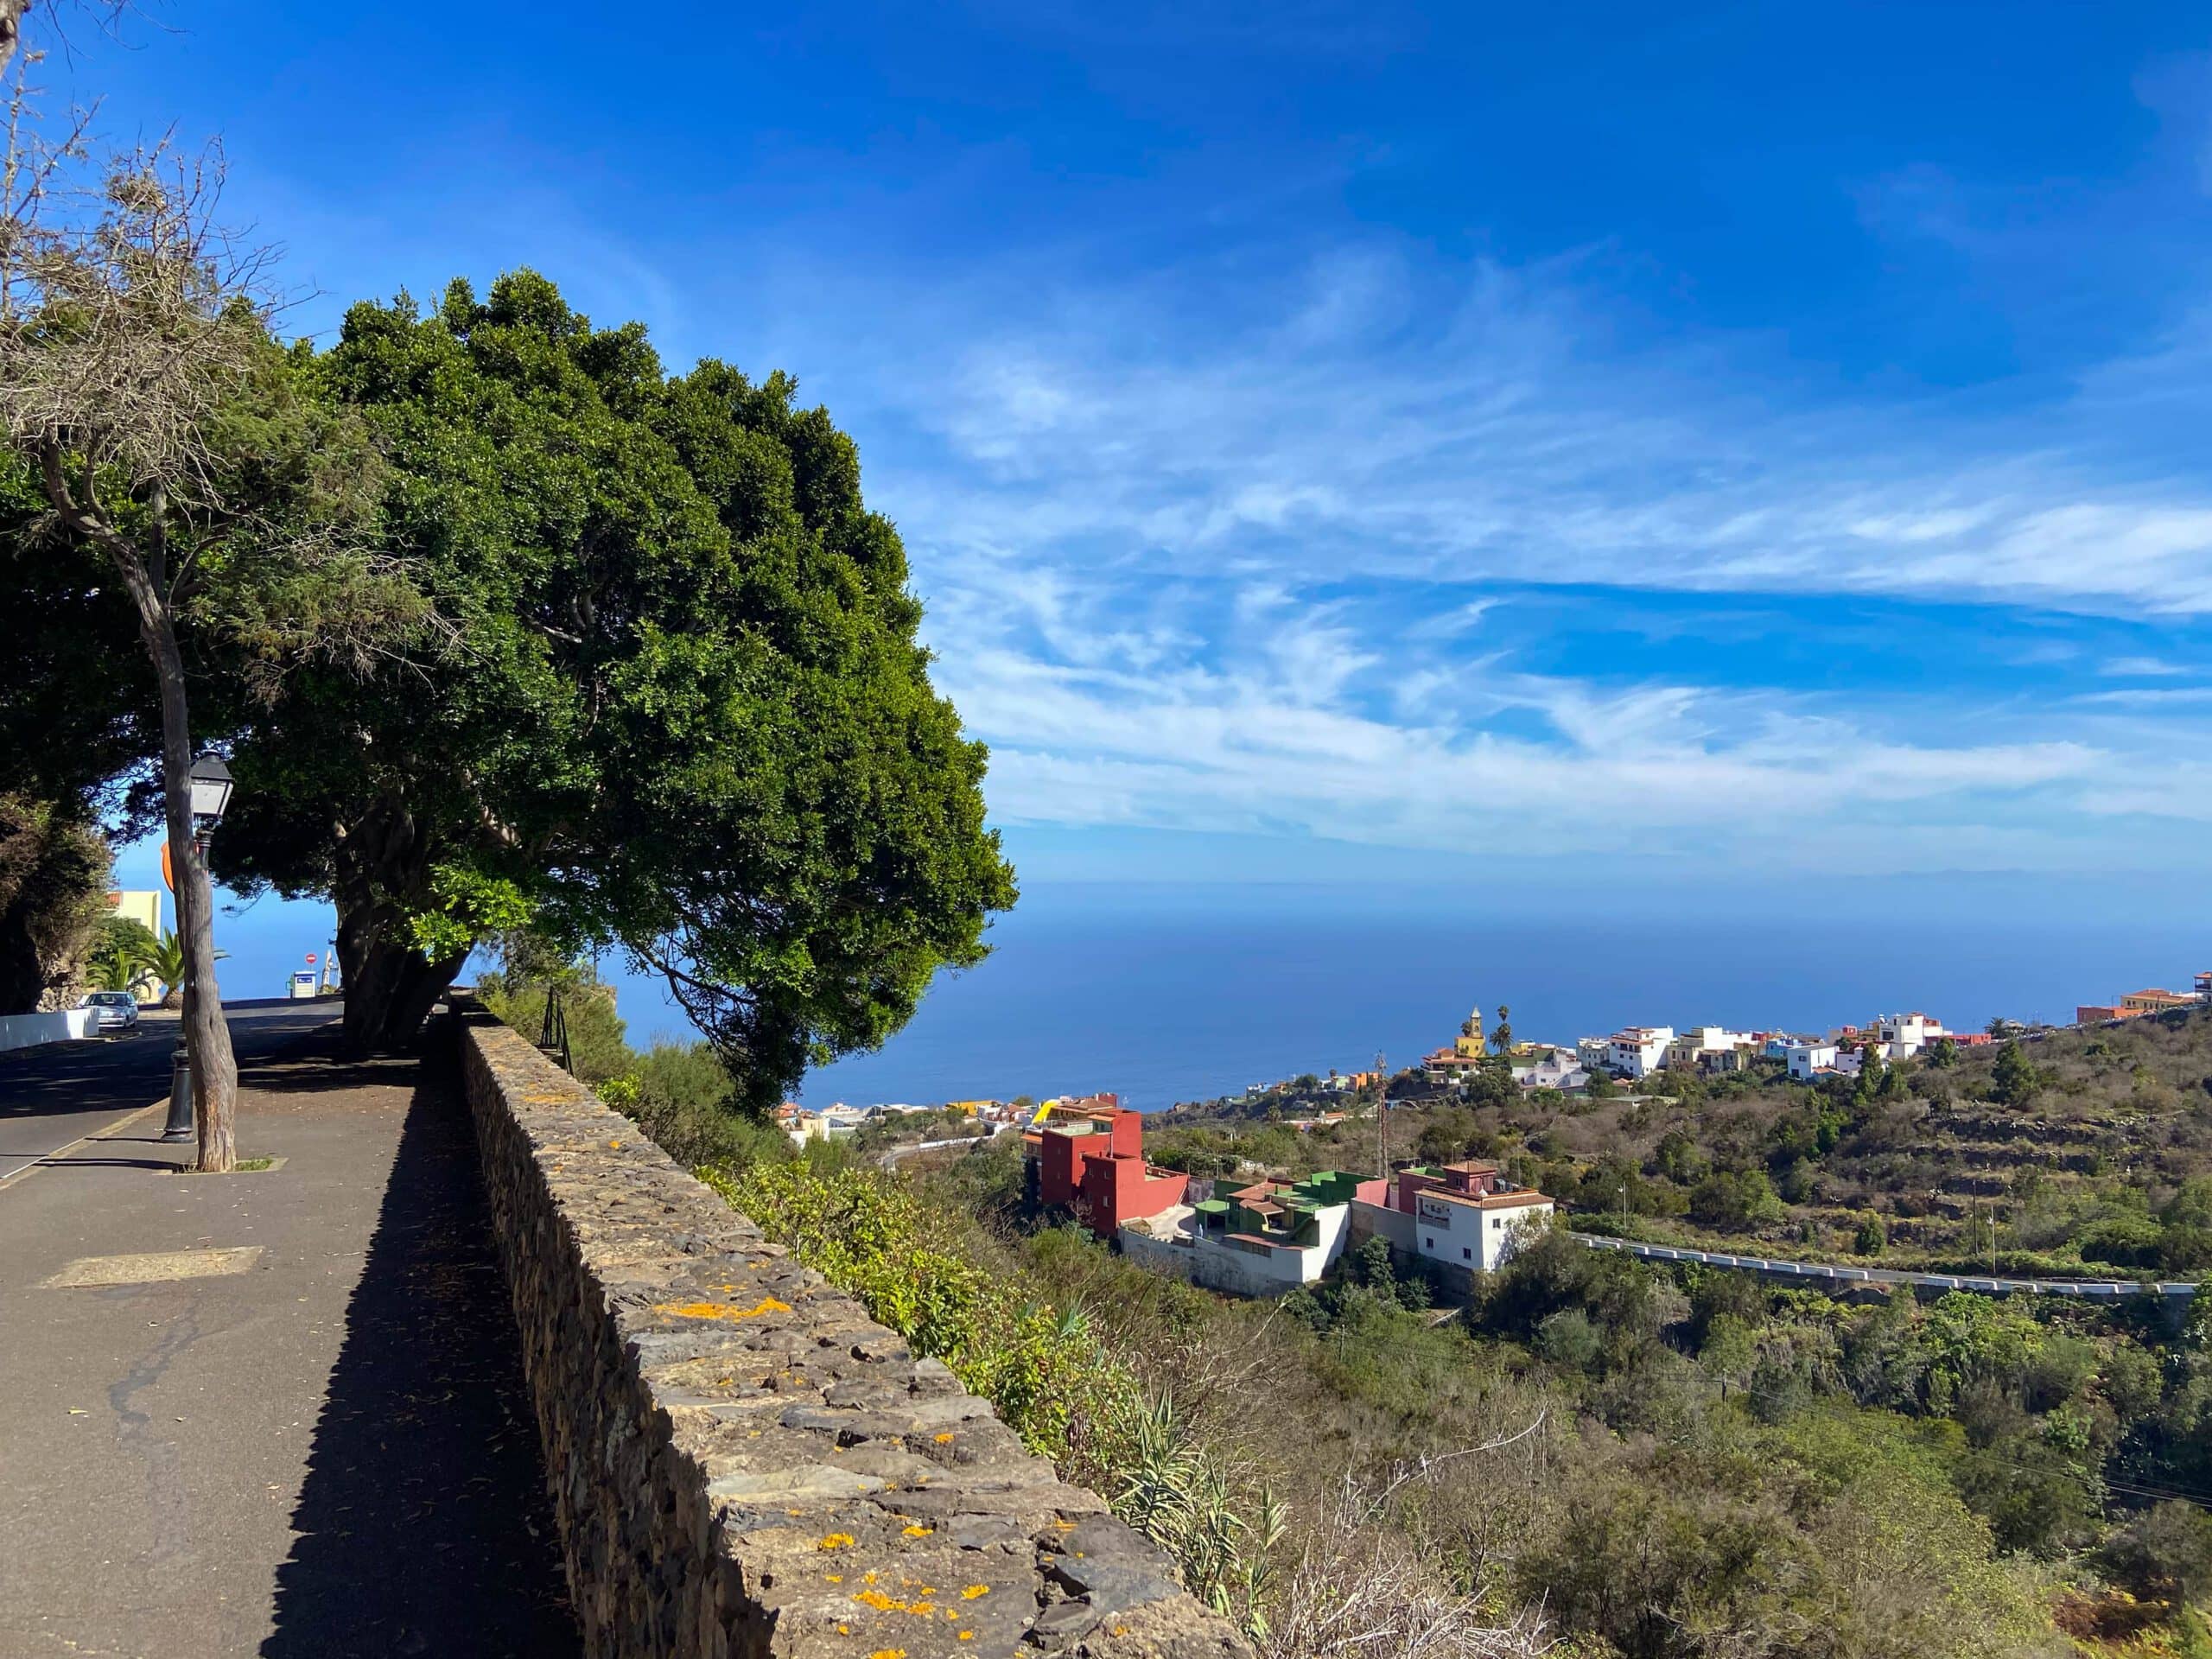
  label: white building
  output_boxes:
[1120,1173,1358,1297]
[1351,1161,1554,1281]
[1516,1048,1591,1091]
[785,1105,868,1148]
[1872,1012,1948,1058]
[1785,1041,1839,1081]
[1605,1026,1675,1078]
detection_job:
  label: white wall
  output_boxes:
[1121,1205,1352,1298]
[0,1008,97,1053]
[1786,1043,1837,1080]
[1387,1191,1554,1273]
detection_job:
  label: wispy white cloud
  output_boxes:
[768,238,2212,874]
[815,242,2212,623]
[2101,655,2194,677]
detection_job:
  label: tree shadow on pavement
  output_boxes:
[263,1024,578,1658]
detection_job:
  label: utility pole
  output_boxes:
[1375,1050,1388,1179]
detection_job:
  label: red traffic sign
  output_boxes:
[305,953,318,966]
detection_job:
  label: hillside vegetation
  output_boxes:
[504,973,2212,1655]
[1160,1007,2212,1281]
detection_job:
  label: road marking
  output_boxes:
[0,1096,171,1192]
[43,1246,264,1287]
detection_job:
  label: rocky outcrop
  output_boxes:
[456,1002,1251,1659]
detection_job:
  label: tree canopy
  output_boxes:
[214,271,1016,1106]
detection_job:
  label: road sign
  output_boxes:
[306,953,317,966]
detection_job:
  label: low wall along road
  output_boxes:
[0,1007,98,1055]
[456,1002,1249,1659]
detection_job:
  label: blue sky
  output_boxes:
[73,1,2212,925]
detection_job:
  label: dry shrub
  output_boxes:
[1264,1456,1553,1659]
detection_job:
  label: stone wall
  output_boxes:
[456,1003,1252,1659]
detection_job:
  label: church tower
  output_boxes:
[1453,1005,1485,1058]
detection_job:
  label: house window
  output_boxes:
[1462,1247,1471,1260]
[1424,1236,1433,1249]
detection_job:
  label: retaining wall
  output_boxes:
[0,1007,97,1053]
[456,1002,1251,1659]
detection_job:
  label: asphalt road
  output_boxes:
[0,998,334,1186]
[0,1001,578,1657]
[1577,1231,2202,1300]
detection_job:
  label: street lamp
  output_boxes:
[187,754,233,823]
[161,753,237,1144]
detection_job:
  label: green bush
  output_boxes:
[2079,1216,2165,1269]
[708,1155,1129,1462]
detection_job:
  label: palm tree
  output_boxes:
[86,951,138,993]
[143,931,187,1008]
[143,930,225,1010]
[85,917,158,1000]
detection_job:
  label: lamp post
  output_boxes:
[159,755,236,1143]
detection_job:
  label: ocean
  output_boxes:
[580,880,2212,1112]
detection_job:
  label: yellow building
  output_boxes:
[1452,1007,1485,1058]
[105,890,162,936]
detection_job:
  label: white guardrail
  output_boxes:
[1571,1232,2200,1300]
[0,1007,98,1055]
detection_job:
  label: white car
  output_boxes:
[79,990,141,1034]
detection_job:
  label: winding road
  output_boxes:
[1573,1231,2201,1300]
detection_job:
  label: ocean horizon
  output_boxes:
[184,872,2212,1114]
[577,879,2212,1112]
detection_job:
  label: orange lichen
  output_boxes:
[654,1297,792,1322]
[901,1523,934,1538]
[934,1432,956,1444]
[818,1533,855,1550]
[960,1585,989,1599]
[853,1589,937,1616]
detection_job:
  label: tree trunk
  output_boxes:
[111,546,238,1170]
[329,804,463,1052]
[340,928,466,1052]
[0,2,28,84]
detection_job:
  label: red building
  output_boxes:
[1024,1102,1188,1240]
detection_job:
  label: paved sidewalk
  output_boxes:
[0,1014,579,1659]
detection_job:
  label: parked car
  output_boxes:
[78,990,140,1034]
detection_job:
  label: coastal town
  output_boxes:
[768,966,2212,1302]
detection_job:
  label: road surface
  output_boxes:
[0,996,332,1187]
[0,1001,578,1657]
[1573,1231,2201,1300]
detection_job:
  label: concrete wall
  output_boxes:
[1345,1200,1477,1299]
[457,1002,1251,1659]
[0,1007,96,1054]
[1121,1227,1294,1299]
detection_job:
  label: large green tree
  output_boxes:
[0,467,156,1013]
[216,272,1016,1107]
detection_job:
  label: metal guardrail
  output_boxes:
[1571,1232,2201,1300]
[537,987,573,1077]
